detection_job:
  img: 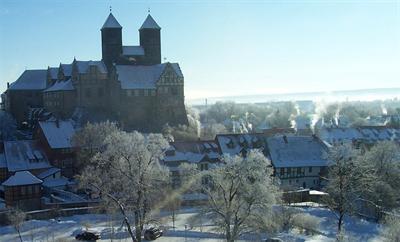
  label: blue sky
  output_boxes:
[0,0,399,100]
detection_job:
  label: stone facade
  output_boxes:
[3,13,188,131]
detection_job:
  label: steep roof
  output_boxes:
[102,13,122,29]
[4,140,51,172]
[48,67,59,80]
[122,46,145,56]
[266,136,329,168]
[43,79,74,92]
[115,63,183,89]
[140,14,161,30]
[75,60,107,74]
[38,120,75,149]
[8,70,47,90]
[60,63,73,77]
[2,171,42,186]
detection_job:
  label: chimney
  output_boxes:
[7,82,9,88]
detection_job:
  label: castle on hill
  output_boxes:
[2,13,188,131]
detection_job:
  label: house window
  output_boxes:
[287,168,291,176]
[200,163,208,171]
[297,167,302,175]
[309,167,312,173]
[280,168,284,176]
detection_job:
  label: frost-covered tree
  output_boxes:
[77,130,169,242]
[201,150,280,242]
[323,144,374,235]
[0,111,16,141]
[8,209,26,242]
[379,210,400,242]
[357,141,400,211]
[72,121,119,169]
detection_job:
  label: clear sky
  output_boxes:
[0,0,399,100]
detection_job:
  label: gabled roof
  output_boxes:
[140,14,161,30]
[43,79,74,92]
[122,46,145,56]
[2,171,42,186]
[8,70,47,90]
[38,120,75,149]
[48,67,59,80]
[60,63,73,77]
[102,13,122,29]
[115,63,183,89]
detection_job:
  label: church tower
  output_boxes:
[139,14,161,65]
[101,13,123,69]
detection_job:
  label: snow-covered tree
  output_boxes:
[77,130,169,242]
[8,209,26,242]
[357,141,400,212]
[0,111,16,141]
[72,121,119,169]
[379,210,400,242]
[323,144,375,235]
[200,150,280,242]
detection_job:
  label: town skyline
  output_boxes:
[1,0,399,100]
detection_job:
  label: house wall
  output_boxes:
[6,90,43,126]
[4,184,42,210]
[276,166,325,190]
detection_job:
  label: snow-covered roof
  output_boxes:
[39,120,75,149]
[140,14,161,30]
[75,60,107,74]
[37,167,61,179]
[317,127,400,145]
[42,177,74,188]
[122,46,145,56]
[43,79,74,92]
[216,133,266,156]
[2,171,43,186]
[4,140,51,172]
[101,13,122,29]
[116,63,183,89]
[0,154,6,168]
[8,70,47,90]
[267,136,329,168]
[163,141,220,164]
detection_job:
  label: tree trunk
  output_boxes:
[17,228,23,242]
[338,212,344,234]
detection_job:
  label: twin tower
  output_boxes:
[101,13,161,68]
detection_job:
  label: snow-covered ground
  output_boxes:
[0,207,384,242]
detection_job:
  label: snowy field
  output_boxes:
[0,207,384,242]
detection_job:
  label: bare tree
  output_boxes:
[379,210,400,242]
[201,150,280,242]
[77,130,169,242]
[8,209,26,242]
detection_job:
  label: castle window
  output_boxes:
[151,90,156,96]
[98,88,104,97]
[85,88,91,98]
[171,86,178,96]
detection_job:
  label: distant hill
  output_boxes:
[187,87,400,105]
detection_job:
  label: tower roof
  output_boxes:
[140,14,161,30]
[102,13,122,30]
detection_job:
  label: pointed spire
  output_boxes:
[140,14,161,30]
[102,13,122,30]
